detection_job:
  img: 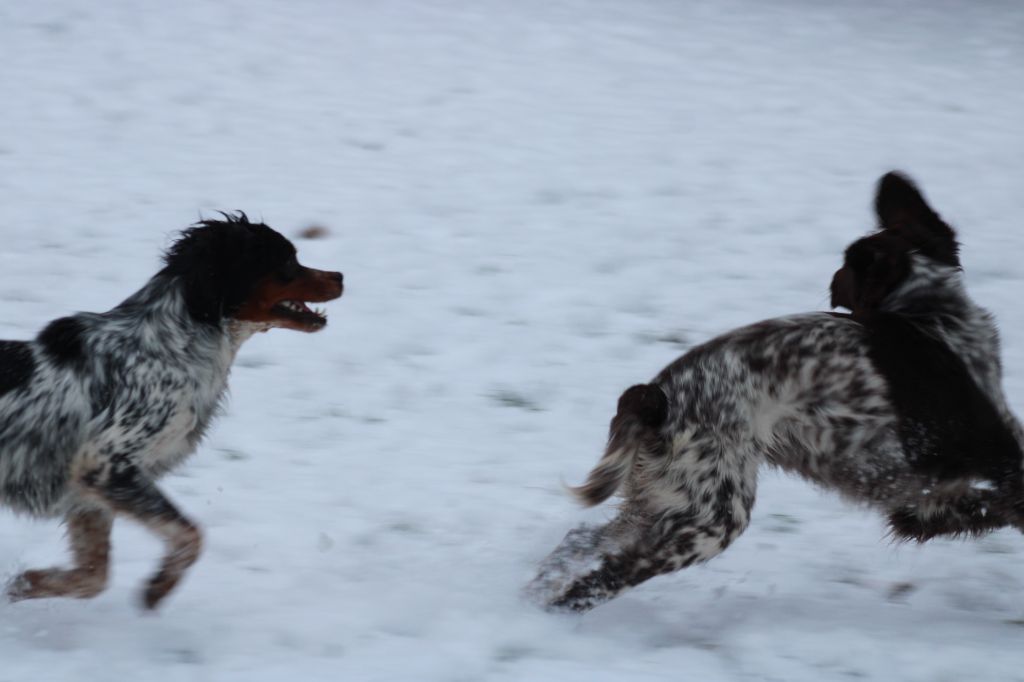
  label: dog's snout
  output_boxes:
[830,268,853,310]
[323,270,344,298]
[327,271,344,294]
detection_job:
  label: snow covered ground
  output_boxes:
[2,0,1024,679]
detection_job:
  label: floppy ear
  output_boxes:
[831,235,912,314]
[874,172,959,266]
[168,227,231,325]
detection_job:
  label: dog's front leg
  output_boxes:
[7,506,113,601]
[887,489,1015,541]
[80,456,202,609]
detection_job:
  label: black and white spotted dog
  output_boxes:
[1,213,343,608]
[528,172,1024,612]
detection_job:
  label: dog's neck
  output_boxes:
[225,319,273,351]
[880,255,969,319]
[106,273,253,364]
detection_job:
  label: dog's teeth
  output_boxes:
[279,300,327,318]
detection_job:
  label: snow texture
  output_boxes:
[1,0,1024,680]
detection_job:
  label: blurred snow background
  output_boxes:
[1,1,1023,680]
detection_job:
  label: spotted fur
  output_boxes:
[2,213,343,609]
[529,173,1024,612]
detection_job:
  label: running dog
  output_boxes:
[1,213,343,608]
[528,173,1023,612]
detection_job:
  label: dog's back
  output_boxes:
[0,335,90,516]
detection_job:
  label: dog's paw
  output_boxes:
[522,569,571,611]
[140,568,181,611]
[6,574,31,602]
[524,525,609,611]
[6,569,42,602]
[524,568,609,614]
[140,582,168,611]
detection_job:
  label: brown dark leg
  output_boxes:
[134,516,202,610]
[8,506,113,601]
[79,457,202,610]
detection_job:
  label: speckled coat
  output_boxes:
[530,174,1024,612]
[0,279,240,519]
[0,215,343,609]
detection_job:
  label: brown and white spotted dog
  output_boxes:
[528,173,1024,612]
[1,213,343,608]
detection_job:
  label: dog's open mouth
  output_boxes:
[271,299,328,330]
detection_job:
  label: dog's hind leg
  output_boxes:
[525,514,643,609]
[540,507,754,612]
[532,439,760,612]
[80,458,202,610]
[7,506,113,601]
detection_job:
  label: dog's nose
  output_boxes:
[331,272,344,286]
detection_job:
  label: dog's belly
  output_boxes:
[766,413,927,505]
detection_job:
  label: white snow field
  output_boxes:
[2,1,1024,680]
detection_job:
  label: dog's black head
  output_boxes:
[830,172,959,316]
[162,212,344,331]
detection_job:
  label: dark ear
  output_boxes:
[874,172,959,266]
[168,227,230,325]
[831,235,912,315]
[165,223,255,325]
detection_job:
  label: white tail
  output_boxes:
[570,384,668,506]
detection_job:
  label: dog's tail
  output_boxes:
[570,383,669,507]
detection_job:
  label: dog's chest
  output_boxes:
[96,350,232,474]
